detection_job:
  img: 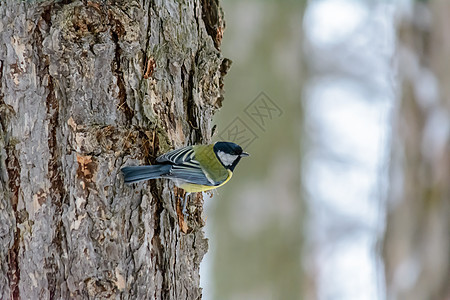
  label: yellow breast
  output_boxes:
[178,170,233,193]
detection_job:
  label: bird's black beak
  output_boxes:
[240,152,250,157]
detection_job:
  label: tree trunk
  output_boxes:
[384,1,450,299]
[0,0,229,299]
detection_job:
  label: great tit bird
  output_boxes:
[121,141,249,193]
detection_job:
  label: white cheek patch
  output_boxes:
[217,151,238,166]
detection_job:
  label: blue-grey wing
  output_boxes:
[156,146,195,165]
[169,161,217,186]
[157,145,222,186]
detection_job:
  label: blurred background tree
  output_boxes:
[203,1,306,299]
[384,1,450,299]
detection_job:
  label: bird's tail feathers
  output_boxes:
[121,165,171,184]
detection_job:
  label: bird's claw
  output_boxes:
[179,193,190,218]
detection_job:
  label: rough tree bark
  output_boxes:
[0,0,229,299]
[384,1,450,299]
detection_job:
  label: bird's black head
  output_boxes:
[213,141,249,171]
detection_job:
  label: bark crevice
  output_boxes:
[201,0,224,50]
[110,13,134,123]
[5,147,20,300]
